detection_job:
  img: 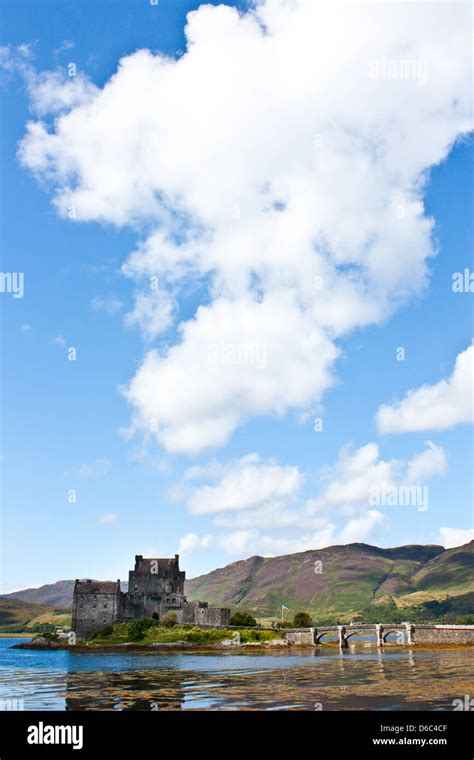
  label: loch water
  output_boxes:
[0,638,472,711]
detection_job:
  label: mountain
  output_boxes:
[3,542,472,623]
[2,580,77,608]
[185,541,474,622]
[1,580,128,608]
[0,598,70,633]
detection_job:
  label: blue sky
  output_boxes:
[0,0,472,591]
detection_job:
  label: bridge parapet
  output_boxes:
[284,624,474,647]
[410,625,474,646]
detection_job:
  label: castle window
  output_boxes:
[104,604,107,608]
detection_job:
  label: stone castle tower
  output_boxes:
[125,554,186,619]
[72,554,230,639]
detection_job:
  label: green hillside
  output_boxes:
[0,598,70,633]
[3,541,472,626]
[185,541,474,624]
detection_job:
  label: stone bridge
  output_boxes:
[284,624,474,648]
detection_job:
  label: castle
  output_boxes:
[72,554,231,639]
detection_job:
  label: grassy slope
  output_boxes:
[0,598,70,632]
[186,542,473,622]
[91,622,281,646]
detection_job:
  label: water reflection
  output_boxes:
[1,639,472,711]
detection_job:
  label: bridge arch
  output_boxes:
[382,628,406,643]
[345,630,377,642]
[315,631,340,644]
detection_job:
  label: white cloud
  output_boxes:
[178,441,447,557]
[338,510,385,544]
[10,1,472,453]
[53,40,75,57]
[90,296,124,315]
[218,530,259,557]
[320,442,394,509]
[0,44,96,116]
[178,532,212,556]
[97,512,118,524]
[438,527,474,549]
[126,294,337,452]
[188,453,303,514]
[123,289,175,339]
[406,441,447,483]
[376,345,474,434]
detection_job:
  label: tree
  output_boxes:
[230,611,257,627]
[293,612,313,628]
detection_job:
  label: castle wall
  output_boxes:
[178,600,207,624]
[73,590,120,640]
[72,556,231,639]
[193,606,231,627]
[123,592,188,621]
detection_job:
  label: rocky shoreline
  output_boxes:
[11,635,473,653]
[12,635,290,653]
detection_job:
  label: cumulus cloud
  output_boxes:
[126,294,337,452]
[0,44,96,116]
[438,527,474,549]
[405,441,447,483]
[8,0,472,453]
[320,442,393,509]
[176,440,447,557]
[338,510,385,544]
[376,345,474,434]
[123,289,176,340]
[178,532,212,556]
[188,453,303,514]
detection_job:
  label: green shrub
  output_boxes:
[41,632,59,642]
[29,623,56,635]
[293,612,313,627]
[161,611,178,627]
[239,629,281,643]
[92,624,114,639]
[230,611,257,627]
[128,617,155,641]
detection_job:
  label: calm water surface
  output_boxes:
[0,638,472,711]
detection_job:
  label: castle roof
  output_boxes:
[134,556,181,573]
[75,580,120,594]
